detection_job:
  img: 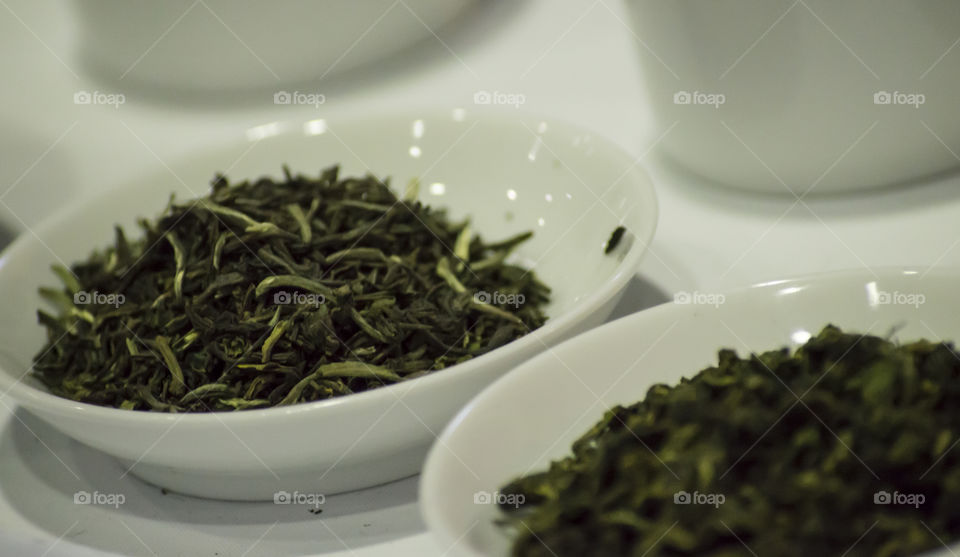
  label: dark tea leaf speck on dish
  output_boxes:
[604,225,626,254]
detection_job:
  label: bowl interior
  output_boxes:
[0,110,656,409]
[422,268,959,556]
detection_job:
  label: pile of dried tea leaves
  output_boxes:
[33,166,549,412]
[500,325,960,557]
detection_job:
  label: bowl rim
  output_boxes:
[0,108,659,426]
[418,265,955,554]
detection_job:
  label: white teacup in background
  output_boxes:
[73,0,476,94]
[625,0,960,195]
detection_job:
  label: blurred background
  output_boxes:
[3,1,960,555]
[2,0,959,302]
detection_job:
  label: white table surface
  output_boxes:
[2,1,959,555]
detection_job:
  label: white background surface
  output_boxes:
[1,0,959,555]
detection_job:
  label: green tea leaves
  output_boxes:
[33,166,550,412]
[500,326,960,557]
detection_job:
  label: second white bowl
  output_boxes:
[422,268,960,556]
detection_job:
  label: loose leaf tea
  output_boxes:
[499,325,960,557]
[33,166,549,412]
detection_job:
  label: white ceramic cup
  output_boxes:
[624,0,960,195]
[73,0,474,94]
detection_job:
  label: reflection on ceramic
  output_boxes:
[624,0,960,194]
[422,268,960,556]
[73,0,476,93]
[0,110,658,501]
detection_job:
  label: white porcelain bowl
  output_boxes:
[0,110,657,500]
[73,0,476,93]
[422,268,960,556]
